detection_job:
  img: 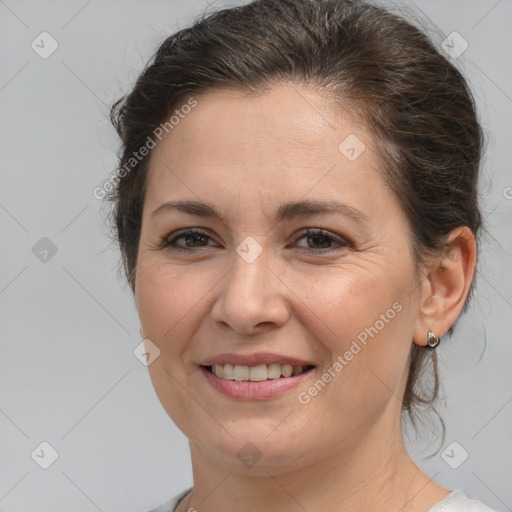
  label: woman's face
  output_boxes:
[135,84,426,473]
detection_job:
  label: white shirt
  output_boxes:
[147,488,499,511]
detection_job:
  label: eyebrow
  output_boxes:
[151,199,370,225]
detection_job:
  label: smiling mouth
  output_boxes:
[202,363,315,382]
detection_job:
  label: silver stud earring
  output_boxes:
[427,330,440,348]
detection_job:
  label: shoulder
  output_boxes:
[428,489,499,512]
[145,488,192,512]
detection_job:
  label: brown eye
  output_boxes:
[161,229,216,251]
[292,228,349,253]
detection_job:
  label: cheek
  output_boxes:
[135,259,218,431]
[135,258,220,356]
[295,262,412,347]
[294,262,417,400]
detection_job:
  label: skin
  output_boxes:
[134,84,476,512]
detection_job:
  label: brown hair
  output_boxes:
[109,0,483,437]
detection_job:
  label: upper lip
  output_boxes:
[200,352,315,367]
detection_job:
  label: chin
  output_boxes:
[193,424,314,474]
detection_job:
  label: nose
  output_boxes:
[211,252,290,335]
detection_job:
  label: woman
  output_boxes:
[109,1,497,510]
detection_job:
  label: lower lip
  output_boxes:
[200,366,314,401]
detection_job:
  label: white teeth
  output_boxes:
[210,363,310,381]
[223,364,234,380]
[233,365,249,381]
[281,364,293,378]
[249,364,267,381]
[267,363,282,379]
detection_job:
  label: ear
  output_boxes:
[413,226,477,346]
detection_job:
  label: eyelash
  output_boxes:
[160,228,349,254]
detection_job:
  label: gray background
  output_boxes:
[0,0,511,511]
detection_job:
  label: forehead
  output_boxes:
[144,84,387,218]
[154,85,364,159]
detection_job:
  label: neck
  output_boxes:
[178,412,448,512]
